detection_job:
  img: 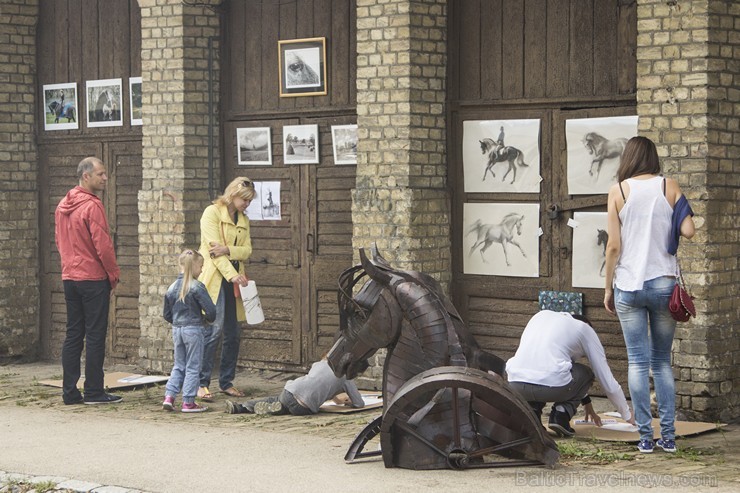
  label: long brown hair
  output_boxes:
[178,249,203,302]
[616,136,661,182]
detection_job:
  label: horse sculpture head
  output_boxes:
[328,248,402,380]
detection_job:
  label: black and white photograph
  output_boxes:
[566,115,638,195]
[237,127,272,165]
[570,212,609,288]
[463,202,540,277]
[331,124,358,165]
[462,119,541,193]
[43,82,78,131]
[129,77,142,126]
[283,124,319,164]
[278,37,327,97]
[86,78,123,128]
[245,181,281,221]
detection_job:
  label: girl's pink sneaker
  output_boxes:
[162,396,175,412]
[181,402,208,413]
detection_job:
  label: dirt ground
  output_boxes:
[0,361,738,493]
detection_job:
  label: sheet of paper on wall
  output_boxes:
[246,181,281,221]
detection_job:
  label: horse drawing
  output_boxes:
[582,132,628,180]
[466,213,527,266]
[478,137,529,184]
[285,51,320,87]
[597,228,608,276]
[327,246,559,470]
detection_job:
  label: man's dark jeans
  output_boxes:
[62,279,111,402]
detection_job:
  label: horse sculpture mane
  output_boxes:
[328,246,559,470]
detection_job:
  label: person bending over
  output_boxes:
[506,310,634,437]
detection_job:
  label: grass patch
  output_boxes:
[667,446,716,462]
[1,479,58,493]
[558,440,634,465]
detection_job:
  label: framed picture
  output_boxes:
[566,115,638,195]
[331,124,358,165]
[237,127,272,165]
[43,82,78,131]
[278,37,327,97]
[129,77,142,126]
[86,78,123,128]
[283,124,319,164]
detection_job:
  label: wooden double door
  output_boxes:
[222,116,355,370]
[39,140,142,363]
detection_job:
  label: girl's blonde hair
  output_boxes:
[178,249,203,302]
[214,177,257,207]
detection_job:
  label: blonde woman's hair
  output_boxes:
[214,177,257,207]
[178,249,203,302]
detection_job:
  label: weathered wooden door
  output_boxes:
[448,0,637,389]
[36,0,142,363]
[221,0,357,369]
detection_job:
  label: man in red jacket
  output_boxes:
[55,157,122,405]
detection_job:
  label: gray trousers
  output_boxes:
[508,363,594,419]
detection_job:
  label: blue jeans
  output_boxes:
[615,276,677,441]
[61,280,111,403]
[165,326,205,404]
[200,278,241,390]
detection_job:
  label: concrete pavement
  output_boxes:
[0,362,737,493]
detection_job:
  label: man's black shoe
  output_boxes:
[548,410,575,437]
[84,393,123,405]
[64,396,84,405]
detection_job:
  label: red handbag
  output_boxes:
[668,262,695,322]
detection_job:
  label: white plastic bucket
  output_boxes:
[239,280,265,325]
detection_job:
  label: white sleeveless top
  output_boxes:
[614,176,676,291]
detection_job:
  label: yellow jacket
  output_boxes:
[198,203,252,321]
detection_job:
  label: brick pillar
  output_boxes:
[353,0,449,277]
[0,1,39,361]
[138,0,220,371]
[353,0,448,388]
[636,0,739,421]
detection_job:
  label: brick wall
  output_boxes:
[352,0,449,388]
[636,0,739,421]
[0,0,39,362]
[137,0,220,371]
[353,0,450,278]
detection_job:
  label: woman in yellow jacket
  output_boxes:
[197,178,256,400]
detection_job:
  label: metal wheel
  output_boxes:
[379,366,559,470]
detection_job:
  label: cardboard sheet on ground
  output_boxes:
[39,372,168,390]
[319,391,383,414]
[569,413,724,442]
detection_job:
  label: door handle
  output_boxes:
[306,233,315,253]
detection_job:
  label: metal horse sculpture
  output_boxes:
[328,247,559,470]
[479,137,529,184]
[582,132,627,180]
[466,213,527,266]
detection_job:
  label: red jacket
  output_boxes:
[55,186,120,288]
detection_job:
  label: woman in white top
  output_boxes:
[604,136,695,454]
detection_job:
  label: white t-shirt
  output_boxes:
[506,310,631,421]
